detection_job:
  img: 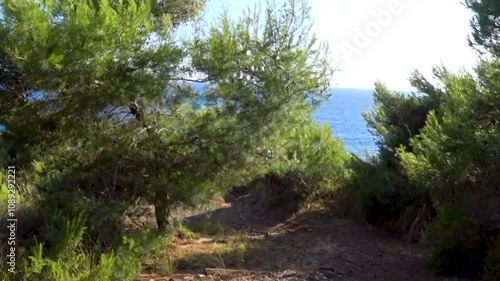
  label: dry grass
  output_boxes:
[169,230,270,273]
[141,234,176,275]
[140,217,270,277]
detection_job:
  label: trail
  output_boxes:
[136,194,467,281]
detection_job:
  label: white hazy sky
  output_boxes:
[203,0,479,91]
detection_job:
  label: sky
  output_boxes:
[202,0,479,91]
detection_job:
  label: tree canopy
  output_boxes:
[465,0,500,56]
[0,0,333,231]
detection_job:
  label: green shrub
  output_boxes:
[189,221,225,236]
[336,73,446,236]
[283,121,351,204]
[0,182,7,203]
[253,120,351,207]
[400,59,500,277]
[112,228,170,281]
[19,213,115,281]
[336,154,434,239]
[364,75,446,163]
[173,219,196,239]
[424,204,486,277]
[0,209,166,281]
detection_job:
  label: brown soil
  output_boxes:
[135,194,471,281]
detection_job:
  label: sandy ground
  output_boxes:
[134,194,471,281]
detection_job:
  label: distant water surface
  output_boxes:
[314,88,377,156]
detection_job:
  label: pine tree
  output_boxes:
[465,0,500,56]
[0,0,333,231]
[399,59,500,277]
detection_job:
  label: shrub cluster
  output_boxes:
[340,61,500,278]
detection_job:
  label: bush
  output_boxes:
[400,59,500,277]
[280,121,351,204]
[0,137,169,281]
[251,120,351,207]
[112,229,169,281]
[13,213,115,281]
[0,211,167,281]
[0,174,167,281]
[336,154,434,239]
[364,72,447,163]
[424,205,488,277]
[335,72,446,236]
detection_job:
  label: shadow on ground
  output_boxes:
[167,193,457,281]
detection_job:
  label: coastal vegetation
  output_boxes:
[0,0,498,280]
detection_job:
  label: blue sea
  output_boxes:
[314,88,377,156]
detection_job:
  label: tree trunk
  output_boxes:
[154,189,170,232]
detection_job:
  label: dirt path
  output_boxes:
[136,194,466,281]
